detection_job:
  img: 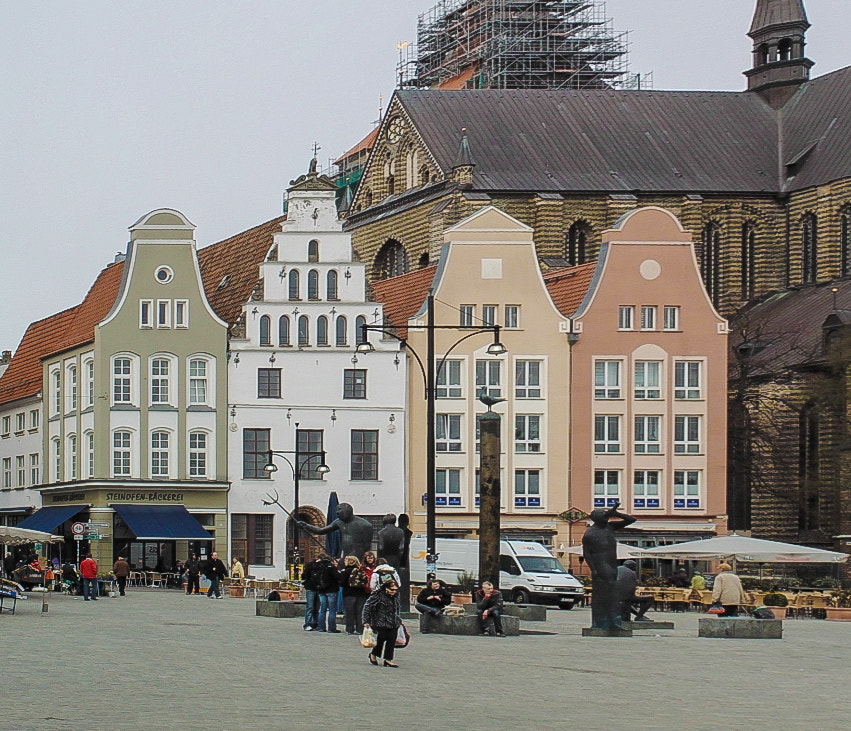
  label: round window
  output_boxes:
[155,266,174,284]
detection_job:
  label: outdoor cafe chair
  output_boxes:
[148,572,163,588]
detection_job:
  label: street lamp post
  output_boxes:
[263,424,330,577]
[358,293,507,574]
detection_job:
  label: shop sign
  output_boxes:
[104,491,184,502]
[51,492,86,503]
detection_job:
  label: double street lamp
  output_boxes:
[358,293,507,573]
[263,423,330,573]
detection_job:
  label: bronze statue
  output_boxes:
[582,501,636,630]
[297,503,373,560]
[377,514,405,570]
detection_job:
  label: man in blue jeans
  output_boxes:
[300,556,324,630]
[79,553,98,601]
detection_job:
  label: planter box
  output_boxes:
[825,607,851,621]
[765,606,787,619]
[228,585,245,598]
[452,593,473,605]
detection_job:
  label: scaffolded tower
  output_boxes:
[399,0,629,90]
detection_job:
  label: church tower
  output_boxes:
[744,0,813,107]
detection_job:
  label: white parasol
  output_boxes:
[642,533,848,564]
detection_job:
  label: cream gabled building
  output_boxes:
[371,206,572,544]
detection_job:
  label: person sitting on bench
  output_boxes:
[615,560,654,622]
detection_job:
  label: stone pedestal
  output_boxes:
[622,620,674,630]
[463,602,547,621]
[419,613,520,636]
[582,627,633,637]
[698,617,782,639]
[255,599,305,618]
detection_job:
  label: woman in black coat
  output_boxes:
[362,579,402,667]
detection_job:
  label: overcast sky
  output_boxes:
[1,1,848,352]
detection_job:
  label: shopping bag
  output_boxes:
[707,602,725,614]
[360,627,376,648]
[395,623,410,648]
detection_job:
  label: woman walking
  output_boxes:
[362,579,402,668]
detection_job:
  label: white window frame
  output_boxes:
[53,437,61,482]
[51,369,61,416]
[594,360,621,399]
[150,356,173,406]
[674,470,701,508]
[140,299,153,328]
[640,305,657,330]
[15,412,25,434]
[67,365,77,412]
[634,415,661,454]
[475,359,502,398]
[2,457,11,488]
[84,431,94,479]
[618,306,634,330]
[633,470,661,509]
[150,430,171,478]
[16,455,25,487]
[594,415,621,453]
[674,361,702,399]
[663,305,680,331]
[435,359,462,398]
[67,434,77,481]
[460,305,475,328]
[674,415,701,454]
[482,305,497,327]
[515,414,541,453]
[112,356,133,406]
[30,453,39,485]
[504,305,520,329]
[84,359,95,408]
[634,361,661,399]
[189,430,209,478]
[436,413,462,452]
[174,299,189,328]
[156,299,171,328]
[188,358,209,405]
[0,415,9,437]
[515,360,542,398]
[594,469,620,508]
[112,430,132,477]
[514,469,541,508]
[435,468,462,507]
[29,409,39,431]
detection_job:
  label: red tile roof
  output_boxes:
[0,306,79,405]
[334,128,379,165]
[544,262,597,316]
[199,216,284,325]
[369,266,437,339]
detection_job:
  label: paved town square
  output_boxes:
[3,589,850,731]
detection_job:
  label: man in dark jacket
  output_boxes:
[300,555,327,630]
[185,554,201,595]
[475,581,505,636]
[203,552,227,599]
[112,556,130,597]
[415,577,452,633]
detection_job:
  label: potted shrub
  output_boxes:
[762,592,789,619]
[452,571,477,605]
[825,589,851,621]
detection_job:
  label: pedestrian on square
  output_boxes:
[203,552,228,599]
[185,554,201,595]
[415,577,452,633]
[112,556,130,597]
[300,555,325,631]
[475,581,505,636]
[313,554,340,632]
[691,570,706,592]
[339,555,369,635]
[362,578,402,668]
[80,553,98,601]
[368,558,400,592]
[231,556,245,583]
[361,551,377,590]
[712,563,745,617]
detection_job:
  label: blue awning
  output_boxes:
[17,504,88,532]
[112,504,213,540]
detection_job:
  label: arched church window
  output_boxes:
[802,213,817,284]
[327,270,339,300]
[840,206,851,278]
[566,221,590,266]
[278,316,290,347]
[374,240,409,280]
[308,239,319,262]
[288,270,300,300]
[741,223,756,300]
[308,270,320,300]
[298,316,310,347]
[701,223,721,306]
[259,315,271,346]
[798,401,820,531]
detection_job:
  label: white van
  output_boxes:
[409,537,584,609]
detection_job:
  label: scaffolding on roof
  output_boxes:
[398,0,632,90]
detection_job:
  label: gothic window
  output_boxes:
[278,316,290,347]
[308,239,319,262]
[419,165,431,185]
[308,269,320,300]
[566,221,590,266]
[405,148,419,189]
[298,316,310,347]
[802,213,817,284]
[374,239,409,280]
[317,316,329,346]
[288,270,300,300]
[259,315,271,346]
[336,316,348,347]
[327,270,339,300]
[355,316,367,346]
[798,402,820,531]
[701,223,721,306]
[840,206,851,277]
[384,155,396,197]
[741,223,756,300]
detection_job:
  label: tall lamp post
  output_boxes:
[263,424,330,577]
[358,294,507,574]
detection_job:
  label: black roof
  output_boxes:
[396,66,851,196]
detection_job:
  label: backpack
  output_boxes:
[349,567,368,590]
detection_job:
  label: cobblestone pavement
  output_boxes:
[2,589,850,731]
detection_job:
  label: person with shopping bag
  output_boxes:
[362,578,403,668]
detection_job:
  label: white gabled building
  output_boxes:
[227,161,406,579]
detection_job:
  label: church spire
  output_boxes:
[744,0,813,107]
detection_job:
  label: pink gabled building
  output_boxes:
[550,207,729,549]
